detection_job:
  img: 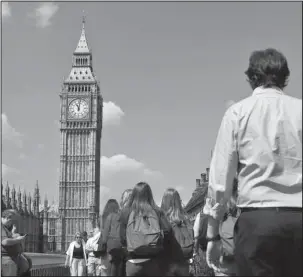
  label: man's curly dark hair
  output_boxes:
[245,48,290,90]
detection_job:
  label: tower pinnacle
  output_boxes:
[82,10,86,28]
[74,15,90,54]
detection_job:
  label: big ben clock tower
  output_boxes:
[58,17,102,251]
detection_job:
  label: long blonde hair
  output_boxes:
[161,188,188,225]
[128,182,157,217]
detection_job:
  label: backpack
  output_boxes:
[220,215,237,257]
[171,221,194,260]
[106,213,123,257]
[197,212,208,251]
[126,209,163,257]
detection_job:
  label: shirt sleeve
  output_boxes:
[193,213,200,238]
[66,242,73,256]
[204,107,239,221]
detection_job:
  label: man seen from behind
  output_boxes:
[204,48,302,276]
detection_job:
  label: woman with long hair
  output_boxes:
[100,199,123,276]
[120,189,132,209]
[161,188,189,225]
[119,182,171,276]
[65,232,87,276]
[119,189,133,276]
[160,188,193,276]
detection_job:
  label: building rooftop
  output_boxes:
[184,185,208,213]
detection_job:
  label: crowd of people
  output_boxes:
[64,183,225,277]
[2,48,302,277]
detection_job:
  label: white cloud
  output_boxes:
[225,100,235,110]
[2,114,24,148]
[2,2,11,18]
[101,155,159,178]
[2,164,19,178]
[103,102,125,126]
[100,154,164,208]
[101,155,142,177]
[29,3,59,28]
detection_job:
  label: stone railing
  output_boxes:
[31,264,70,276]
[24,252,69,276]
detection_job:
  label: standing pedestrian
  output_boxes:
[204,48,302,276]
[86,227,102,276]
[65,232,87,276]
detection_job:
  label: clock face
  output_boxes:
[68,99,89,119]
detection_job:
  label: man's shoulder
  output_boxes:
[282,94,302,107]
[228,96,254,111]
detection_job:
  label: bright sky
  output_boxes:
[2,2,302,211]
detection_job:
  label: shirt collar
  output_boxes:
[252,86,284,96]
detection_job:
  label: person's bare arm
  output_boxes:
[2,236,25,246]
[204,108,238,238]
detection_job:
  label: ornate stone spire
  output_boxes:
[74,14,90,54]
[28,193,32,214]
[44,194,48,209]
[23,190,28,214]
[65,16,96,84]
[5,181,10,207]
[11,185,17,209]
[34,180,40,216]
[17,187,23,212]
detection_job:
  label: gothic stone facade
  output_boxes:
[1,182,42,253]
[1,182,65,253]
[57,19,103,251]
